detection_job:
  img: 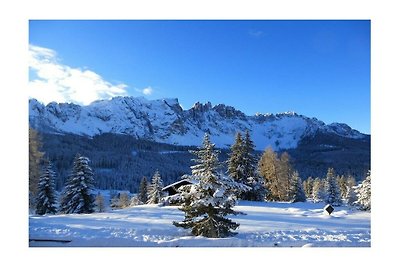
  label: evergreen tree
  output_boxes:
[60,154,96,214]
[95,193,106,212]
[29,127,44,209]
[242,130,266,201]
[138,176,148,204]
[227,132,245,184]
[303,177,314,199]
[35,160,58,215]
[324,168,342,206]
[312,178,325,203]
[289,171,306,202]
[337,175,348,200]
[110,194,120,209]
[227,131,264,200]
[147,171,164,204]
[354,171,371,211]
[345,175,357,205]
[173,133,248,238]
[242,130,257,179]
[130,196,141,206]
[243,176,267,201]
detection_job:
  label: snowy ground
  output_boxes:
[29,200,370,247]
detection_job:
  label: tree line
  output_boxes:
[33,153,167,215]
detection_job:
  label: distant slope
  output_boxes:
[40,131,369,193]
[287,131,370,180]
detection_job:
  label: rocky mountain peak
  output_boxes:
[29,96,368,151]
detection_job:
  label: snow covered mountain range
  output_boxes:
[29,96,367,151]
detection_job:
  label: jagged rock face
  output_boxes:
[29,96,367,151]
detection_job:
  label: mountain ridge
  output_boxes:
[29,96,368,151]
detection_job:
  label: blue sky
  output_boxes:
[29,20,370,133]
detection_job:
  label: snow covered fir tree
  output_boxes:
[354,171,371,211]
[345,176,358,205]
[227,131,262,200]
[173,133,248,238]
[138,176,148,204]
[227,132,246,185]
[289,170,306,203]
[147,171,164,204]
[242,130,266,201]
[60,154,96,214]
[35,160,58,215]
[227,131,265,201]
[312,178,325,203]
[324,168,342,206]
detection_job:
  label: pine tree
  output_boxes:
[337,175,347,200]
[242,130,265,201]
[95,193,106,212]
[35,160,58,215]
[173,133,247,238]
[29,127,44,209]
[147,171,164,204]
[227,132,245,184]
[227,131,264,200]
[130,196,141,206]
[354,171,371,211]
[324,168,342,206]
[60,154,96,214]
[312,178,325,203]
[303,177,314,199]
[242,130,257,179]
[110,194,120,209]
[289,171,306,202]
[138,176,148,204]
[345,175,357,205]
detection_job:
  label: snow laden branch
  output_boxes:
[173,133,249,238]
[59,154,96,214]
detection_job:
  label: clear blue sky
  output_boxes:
[29,20,370,134]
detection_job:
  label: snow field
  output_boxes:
[29,200,370,247]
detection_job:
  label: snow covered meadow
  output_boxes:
[29,200,370,247]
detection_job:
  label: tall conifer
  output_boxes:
[147,171,164,204]
[35,160,58,215]
[174,133,247,238]
[138,176,148,204]
[60,154,96,214]
[354,171,371,211]
[324,168,342,206]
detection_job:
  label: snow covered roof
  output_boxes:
[162,179,194,195]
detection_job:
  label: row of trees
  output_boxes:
[303,170,356,205]
[35,157,166,215]
[35,154,96,215]
[257,143,370,209]
[121,171,165,207]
